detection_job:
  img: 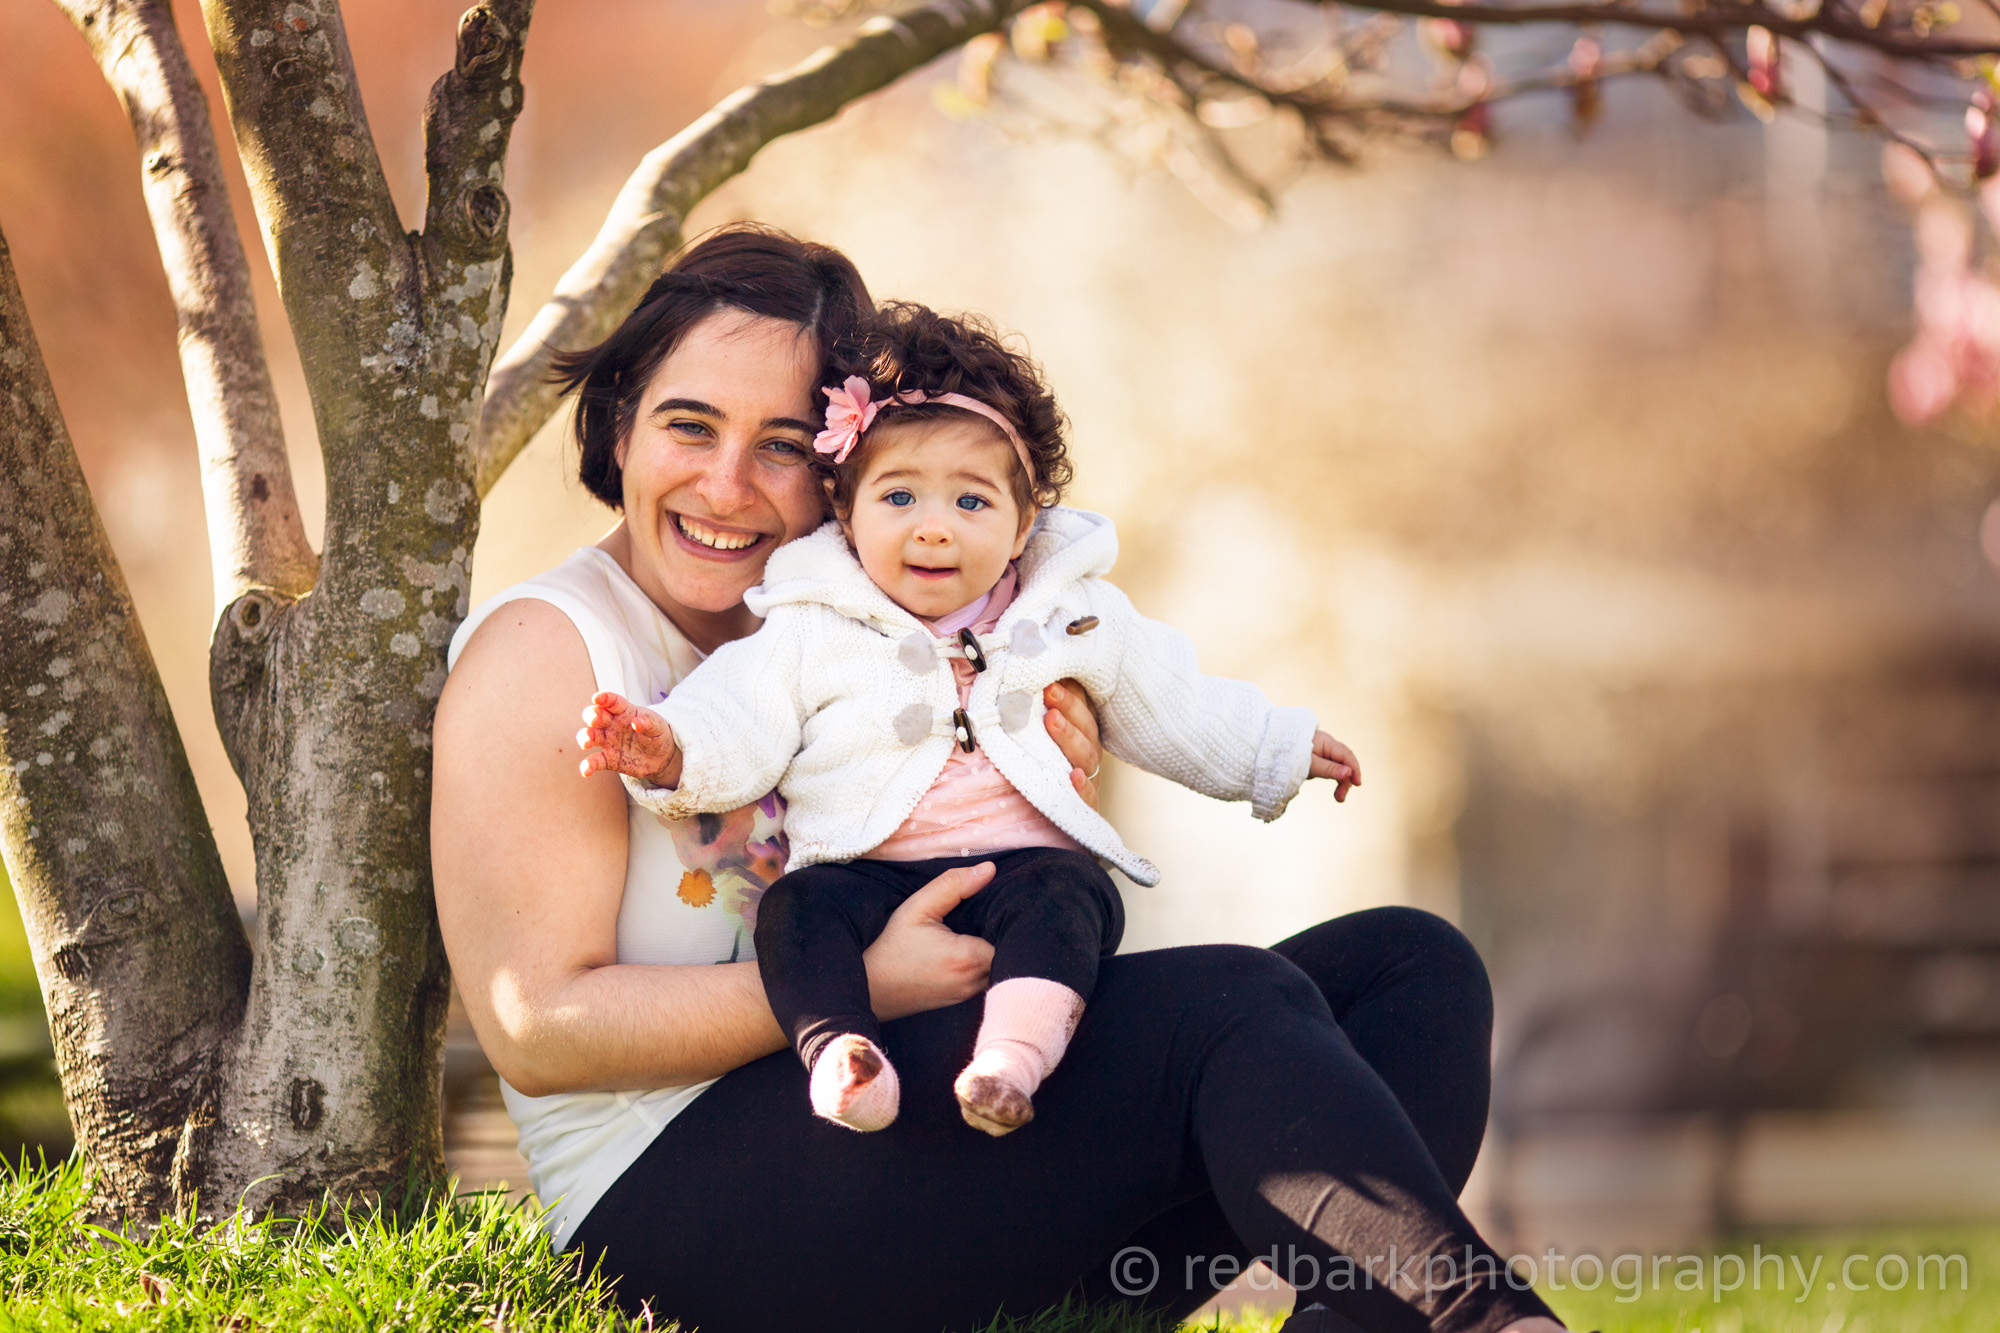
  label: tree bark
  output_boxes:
[55,0,316,613]
[0,222,251,1220]
[474,0,1035,495]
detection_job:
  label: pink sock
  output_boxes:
[808,1033,899,1132]
[953,977,1084,1135]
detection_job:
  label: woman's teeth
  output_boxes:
[676,515,761,551]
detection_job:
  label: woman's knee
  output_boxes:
[1279,906,1492,1016]
[1363,906,1487,977]
[1170,943,1333,1024]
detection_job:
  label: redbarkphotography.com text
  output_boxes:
[1105,1245,1972,1304]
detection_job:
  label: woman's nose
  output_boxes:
[694,441,757,513]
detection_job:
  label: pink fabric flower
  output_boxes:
[814,376,879,464]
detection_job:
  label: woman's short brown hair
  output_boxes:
[819,302,1072,518]
[551,224,872,509]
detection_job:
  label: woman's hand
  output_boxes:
[864,862,997,1020]
[1043,679,1103,809]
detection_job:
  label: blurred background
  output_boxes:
[7,0,2000,1289]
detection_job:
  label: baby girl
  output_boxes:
[577,302,1359,1137]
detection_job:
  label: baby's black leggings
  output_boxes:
[753,846,1124,1069]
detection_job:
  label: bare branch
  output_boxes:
[0,220,250,1220]
[474,0,1038,496]
[1799,36,1946,163]
[415,0,533,480]
[56,0,316,610]
[1318,0,2000,60]
[1080,0,1359,149]
[421,1,533,273]
[198,0,408,431]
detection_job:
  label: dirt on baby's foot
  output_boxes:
[954,1072,1034,1137]
[809,1034,899,1132]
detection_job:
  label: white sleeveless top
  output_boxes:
[447,546,789,1250]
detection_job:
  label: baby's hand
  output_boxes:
[1309,730,1360,803]
[577,691,681,787]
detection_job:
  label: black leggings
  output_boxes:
[570,907,1556,1333]
[755,849,1123,1069]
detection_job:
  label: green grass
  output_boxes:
[0,1157,646,1331]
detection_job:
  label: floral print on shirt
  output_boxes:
[658,791,788,937]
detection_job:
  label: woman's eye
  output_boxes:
[763,438,804,458]
[885,490,915,507]
[956,494,989,512]
[669,419,711,440]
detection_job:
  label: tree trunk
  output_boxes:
[0,224,251,1220]
[189,0,531,1215]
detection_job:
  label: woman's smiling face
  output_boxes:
[609,308,828,652]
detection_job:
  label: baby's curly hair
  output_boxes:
[819,302,1072,518]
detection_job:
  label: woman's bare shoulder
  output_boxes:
[436,597,604,796]
[455,595,586,670]
[444,598,594,711]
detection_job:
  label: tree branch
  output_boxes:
[473,0,1038,496]
[0,220,251,1220]
[422,1,532,273]
[56,0,317,610]
[1321,0,2000,60]
[417,0,532,472]
[198,0,408,441]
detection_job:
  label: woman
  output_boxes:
[432,226,1564,1333]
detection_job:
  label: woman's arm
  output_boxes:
[433,601,995,1096]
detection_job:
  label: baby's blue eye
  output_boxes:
[956,494,989,512]
[885,489,915,507]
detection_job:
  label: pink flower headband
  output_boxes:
[814,376,1036,486]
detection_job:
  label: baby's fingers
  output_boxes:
[575,713,622,753]
[584,691,634,722]
[1311,732,1361,786]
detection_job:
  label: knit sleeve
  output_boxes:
[621,609,809,819]
[1090,583,1318,822]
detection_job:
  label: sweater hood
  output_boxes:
[745,507,1120,629]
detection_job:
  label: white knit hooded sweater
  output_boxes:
[626,507,1318,886]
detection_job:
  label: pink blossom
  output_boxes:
[1747,27,1782,102]
[1890,262,2000,423]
